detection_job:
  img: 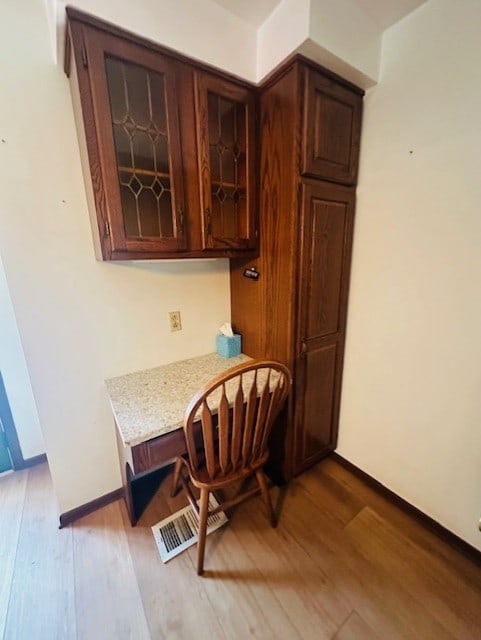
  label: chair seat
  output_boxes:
[187,453,268,490]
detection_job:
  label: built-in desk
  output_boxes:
[106,352,251,524]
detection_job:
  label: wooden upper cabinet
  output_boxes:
[81,27,186,258]
[301,67,363,185]
[65,8,257,260]
[194,72,257,250]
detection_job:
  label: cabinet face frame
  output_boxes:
[74,25,187,258]
[194,72,257,251]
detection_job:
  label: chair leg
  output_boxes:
[197,488,210,576]
[171,457,183,498]
[256,469,277,527]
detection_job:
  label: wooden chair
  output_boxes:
[171,359,292,575]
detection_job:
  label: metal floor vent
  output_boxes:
[151,494,228,563]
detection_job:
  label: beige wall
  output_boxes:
[257,0,381,86]
[0,0,233,511]
[55,0,257,79]
[339,0,481,551]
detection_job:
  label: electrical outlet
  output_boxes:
[169,311,182,332]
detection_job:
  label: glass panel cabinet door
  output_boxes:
[194,72,256,250]
[83,29,186,257]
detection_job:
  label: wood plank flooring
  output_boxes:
[1,458,480,640]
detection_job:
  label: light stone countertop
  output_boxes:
[105,352,252,447]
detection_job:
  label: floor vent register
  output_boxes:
[151,494,228,563]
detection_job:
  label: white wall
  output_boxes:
[339,0,481,550]
[256,0,311,80]
[307,0,381,85]
[257,0,381,87]
[0,0,235,513]
[0,257,44,459]
[56,0,257,81]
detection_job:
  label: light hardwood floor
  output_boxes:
[1,458,480,640]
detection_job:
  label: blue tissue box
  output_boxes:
[216,333,241,358]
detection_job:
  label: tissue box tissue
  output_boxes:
[216,333,241,358]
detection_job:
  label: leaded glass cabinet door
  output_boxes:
[83,28,186,258]
[195,72,256,251]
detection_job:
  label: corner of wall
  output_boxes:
[256,0,310,81]
[44,0,58,63]
[308,0,381,86]
[297,39,377,89]
[256,0,381,87]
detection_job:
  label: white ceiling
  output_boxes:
[212,0,427,29]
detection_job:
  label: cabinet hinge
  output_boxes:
[81,45,88,68]
[104,219,110,237]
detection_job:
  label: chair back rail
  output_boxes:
[183,360,291,482]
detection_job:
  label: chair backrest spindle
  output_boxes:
[183,360,292,484]
[231,375,245,469]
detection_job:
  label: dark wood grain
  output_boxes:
[294,180,356,471]
[299,181,355,338]
[232,63,300,364]
[230,65,300,362]
[302,67,363,184]
[131,428,188,473]
[65,8,258,261]
[231,63,301,480]
[229,257,263,358]
[67,19,112,260]
[295,341,337,470]
[231,59,362,481]
[194,71,257,251]
[83,27,187,256]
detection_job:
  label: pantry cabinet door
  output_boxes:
[294,180,355,472]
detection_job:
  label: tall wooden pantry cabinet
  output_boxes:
[231,57,363,481]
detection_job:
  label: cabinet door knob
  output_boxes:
[300,341,308,356]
